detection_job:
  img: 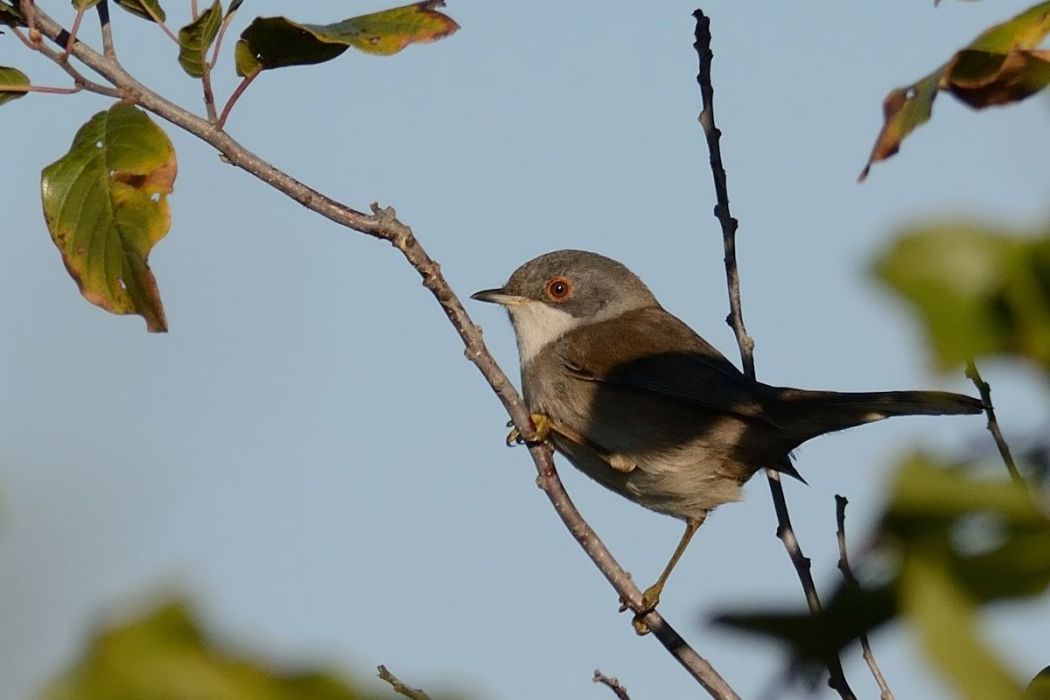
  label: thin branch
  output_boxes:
[593,669,631,700]
[190,0,198,20]
[216,66,260,128]
[691,9,855,700]
[835,496,895,700]
[965,360,1024,484]
[96,0,114,58]
[25,7,740,699]
[377,665,431,700]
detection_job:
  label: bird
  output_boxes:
[471,249,982,625]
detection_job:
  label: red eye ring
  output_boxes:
[546,276,572,302]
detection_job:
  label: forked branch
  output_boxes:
[24,5,738,698]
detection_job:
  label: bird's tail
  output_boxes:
[773,388,983,445]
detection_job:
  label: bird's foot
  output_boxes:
[632,583,664,636]
[505,413,553,447]
[619,583,663,636]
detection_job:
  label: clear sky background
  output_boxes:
[2,1,1048,698]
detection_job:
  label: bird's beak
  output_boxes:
[470,288,526,306]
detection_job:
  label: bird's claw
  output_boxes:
[630,584,664,636]
[505,413,553,446]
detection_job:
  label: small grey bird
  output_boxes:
[472,250,982,618]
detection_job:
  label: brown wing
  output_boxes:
[559,306,778,427]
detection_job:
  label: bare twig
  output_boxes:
[24,7,740,699]
[691,9,855,700]
[377,665,431,700]
[593,669,631,700]
[965,360,1024,484]
[835,496,895,700]
[209,8,237,69]
[190,0,199,20]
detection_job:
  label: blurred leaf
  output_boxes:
[40,599,373,700]
[861,1,1050,179]
[234,0,459,76]
[1027,666,1050,699]
[41,104,176,332]
[0,2,24,27]
[0,65,29,106]
[874,225,1050,371]
[114,0,166,23]
[178,0,222,77]
[72,0,103,10]
[227,0,244,16]
[901,547,1022,699]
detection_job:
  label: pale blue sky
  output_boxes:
[2,1,1048,698]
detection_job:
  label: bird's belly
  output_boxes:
[551,435,746,520]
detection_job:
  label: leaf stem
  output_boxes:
[216,66,259,128]
[63,5,87,60]
[97,0,115,58]
[139,1,179,44]
[0,82,82,94]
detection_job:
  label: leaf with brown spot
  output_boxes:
[861,0,1050,180]
[41,104,177,332]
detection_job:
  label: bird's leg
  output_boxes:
[506,413,553,446]
[631,515,706,635]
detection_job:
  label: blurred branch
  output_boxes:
[377,665,431,700]
[593,669,631,699]
[691,9,855,699]
[835,496,895,700]
[965,360,1024,484]
[22,6,739,699]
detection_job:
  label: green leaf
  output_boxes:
[113,0,166,23]
[177,0,222,77]
[0,1,24,27]
[41,104,176,332]
[901,547,1022,700]
[874,224,1050,371]
[1027,666,1050,700]
[40,599,368,700]
[861,1,1050,179]
[72,0,103,10]
[0,65,29,106]
[234,0,459,76]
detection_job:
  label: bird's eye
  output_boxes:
[546,277,572,302]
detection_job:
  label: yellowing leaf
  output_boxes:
[177,0,222,78]
[41,104,177,332]
[113,0,165,23]
[861,1,1050,179]
[0,65,30,107]
[234,0,458,76]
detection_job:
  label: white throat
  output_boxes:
[508,302,581,365]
